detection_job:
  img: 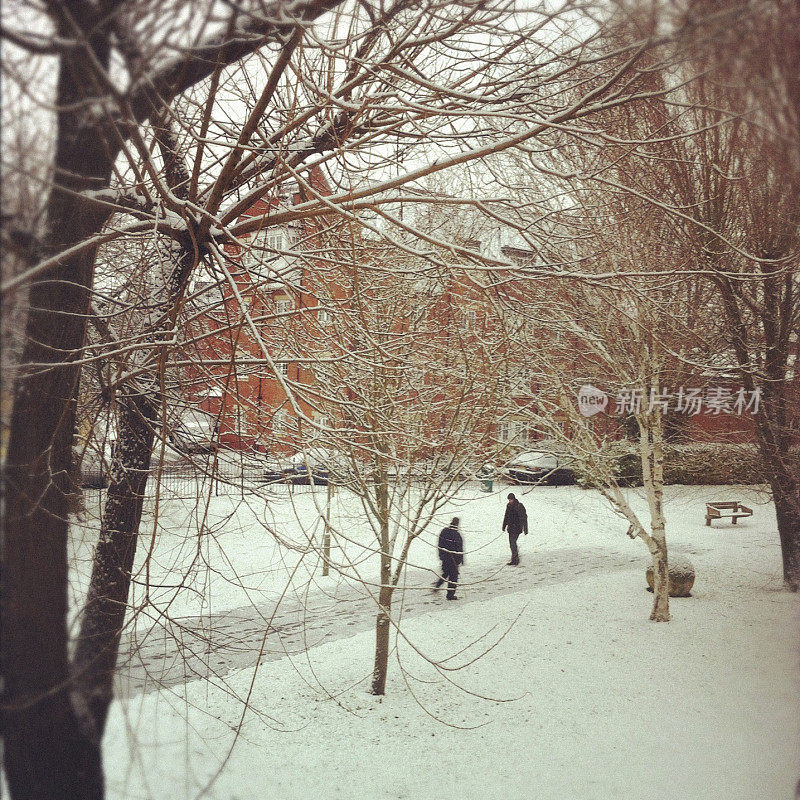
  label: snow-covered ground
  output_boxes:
[74,482,799,799]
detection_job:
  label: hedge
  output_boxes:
[577,442,777,487]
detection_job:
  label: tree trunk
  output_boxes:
[370,474,392,695]
[772,477,800,591]
[72,230,199,732]
[370,579,393,696]
[71,392,158,731]
[2,429,105,800]
[639,372,670,622]
[648,537,670,622]
[1,271,104,796]
[754,380,799,591]
[1,9,118,793]
[71,131,201,730]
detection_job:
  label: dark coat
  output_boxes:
[438,525,464,566]
[502,499,528,535]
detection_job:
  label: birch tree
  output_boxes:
[485,198,701,621]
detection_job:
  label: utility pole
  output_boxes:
[322,478,333,576]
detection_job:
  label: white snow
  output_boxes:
[69,482,799,799]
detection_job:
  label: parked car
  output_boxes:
[168,408,218,454]
[263,462,330,486]
[500,450,577,486]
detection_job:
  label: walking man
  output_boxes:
[433,517,464,600]
[502,493,528,565]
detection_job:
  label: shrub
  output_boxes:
[662,443,767,485]
[576,441,774,487]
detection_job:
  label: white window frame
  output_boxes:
[461,308,478,331]
[263,230,285,251]
[243,229,286,266]
[273,409,288,433]
[275,297,293,315]
[498,419,532,443]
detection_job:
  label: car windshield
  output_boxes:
[509,452,559,469]
[290,447,331,467]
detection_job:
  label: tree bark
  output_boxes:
[71,391,158,731]
[753,375,799,591]
[370,579,393,696]
[370,476,392,695]
[770,475,800,591]
[639,372,670,622]
[648,536,670,622]
[72,223,199,731]
[1,6,119,793]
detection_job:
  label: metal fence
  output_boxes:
[150,466,330,499]
[84,463,495,505]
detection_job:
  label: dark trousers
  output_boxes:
[508,531,521,564]
[434,555,460,598]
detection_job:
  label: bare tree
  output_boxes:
[0,0,719,794]
[228,226,506,693]
[554,0,800,588]
[670,1,800,588]
[486,201,700,621]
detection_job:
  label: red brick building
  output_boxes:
[177,178,792,460]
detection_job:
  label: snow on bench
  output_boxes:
[705,501,753,527]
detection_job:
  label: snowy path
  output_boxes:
[115,541,694,697]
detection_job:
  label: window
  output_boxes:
[275,297,293,315]
[273,410,287,433]
[318,308,333,326]
[461,308,477,330]
[498,420,512,443]
[498,419,533,443]
[511,368,533,395]
[264,230,284,251]
[314,414,330,431]
[243,229,286,266]
[278,181,299,199]
[276,361,289,377]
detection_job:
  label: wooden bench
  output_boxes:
[705,501,753,526]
